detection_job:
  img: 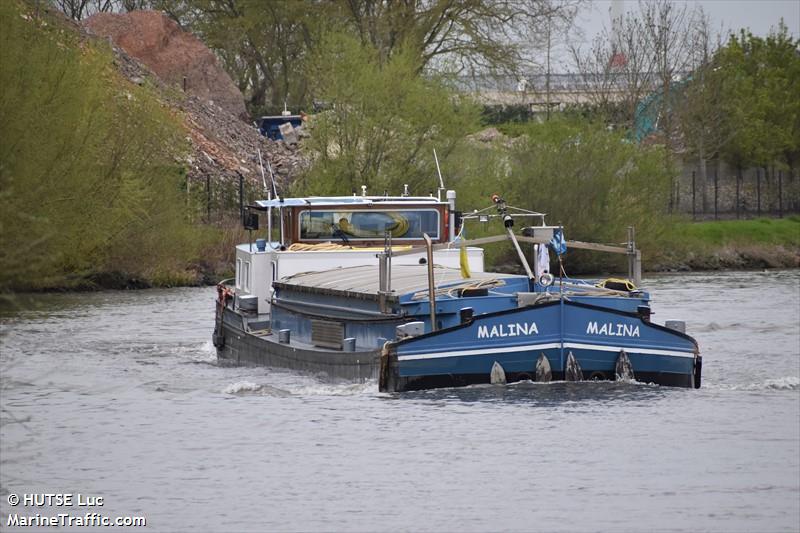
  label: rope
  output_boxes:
[410,278,506,301]
[288,242,352,251]
[286,242,413,252]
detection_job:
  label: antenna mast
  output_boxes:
[257,148,268,193]
[433,148,445,201]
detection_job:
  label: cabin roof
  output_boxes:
[273,264,524,303]
[252,196,443,209]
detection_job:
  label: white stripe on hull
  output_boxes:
[397,342,695,361]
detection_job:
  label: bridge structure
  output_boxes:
[459,72,678,113]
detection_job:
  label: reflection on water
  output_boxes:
[1,271,798,532]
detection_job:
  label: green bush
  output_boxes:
[447,118,674,274]
[0,2,205,290]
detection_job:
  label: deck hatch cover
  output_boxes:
[311,320,344,349]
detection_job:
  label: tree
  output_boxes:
[49,0,151,19]
[296,32,479,197]
[570,0,711,212]
[716,23,800,173]
[676,10,726,212]
[51,0,113,19]
[758,22,800,173]
[143,0,318,116]
[641,0,700,150]
[570,0,709,139]
[144,0,581,116]
[570,9,657,127]
[338,0,581,75]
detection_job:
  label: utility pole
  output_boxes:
[546,12,552,121]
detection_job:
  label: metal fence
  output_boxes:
[677,162,800,220]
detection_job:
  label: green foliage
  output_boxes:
[295,32,479,197]
[715,22,800,169]
[0,2,205,290]
[451,118,674,273]
[678,61,725,162]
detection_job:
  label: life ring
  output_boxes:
[337,212,410,238]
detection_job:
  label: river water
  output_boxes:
[1,271,798,532]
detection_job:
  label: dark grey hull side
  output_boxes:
[214,306,381,382]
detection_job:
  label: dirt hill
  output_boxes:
[84,11,246,119]
[81,10,306,187]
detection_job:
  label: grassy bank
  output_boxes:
[653,217,800,271]
[676,217,800,247]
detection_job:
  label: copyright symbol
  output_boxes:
[7,493,19,506]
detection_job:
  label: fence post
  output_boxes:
[692,170,696,220]
[238,172,244,225]
[668,177,673,214]
[736,168,741,219]
[206,174,211,223]
[714,167,718,220]
[756,167,761,217]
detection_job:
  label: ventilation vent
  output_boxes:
[311,320,344,349]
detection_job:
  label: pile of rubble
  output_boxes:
[81,10,308,189]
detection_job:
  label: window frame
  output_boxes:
[296,208,442,243]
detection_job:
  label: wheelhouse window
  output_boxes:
[299,209,440,241]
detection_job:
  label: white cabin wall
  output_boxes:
[234,245,274,312]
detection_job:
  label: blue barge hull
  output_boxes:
[213,286,701,392]
[380,300,701,392]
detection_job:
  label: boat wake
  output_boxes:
[222,380,378,397]
[709,376,799,391]
[221,380,292,396]
[175,341,217,365]
[288,380,378,397]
